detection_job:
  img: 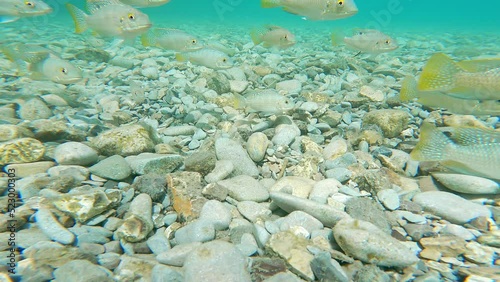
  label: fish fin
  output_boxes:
[447,126,500,146]
[85,0,120,13]
[249,28,264,45]
[0,16,20,24]
[175,53,186,62]
[232,93,247,109]
[140,30,156,47]
[1,45,19,62]
[261,0,280,8]
[457,58,500,72]
[330,30,344,46]
[66,4,89,34]
[410,122,453,162]
[400,76,419,102]
[418,53,464,92]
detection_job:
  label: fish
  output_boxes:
[119,0,170,8]
[400,76,500,116]
[239,89,295,114]
[410,122,500,181]
[66,0,152,40]
[141,28,203,52]
[336,29,398,54]
[418,53,500,101]
[205,41,237,56]
[250,25,296,49]
[175,48,233,70]
[261,0,358,21]
[0,0,52,23]
[1,44,83,84]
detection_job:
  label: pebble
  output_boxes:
[270,192,350,227]
[322,138,348,160]
[157,242,202,266]
[183,240,251,282]
[217,175,270,202]
[215,137,259,177]
[4,161,55,178]
[236,233,258,256]
[412,191,492,224]
[237,201,272,222]
[131,173,167,202]
[377,189,400,210]
[146,228,171,254]
[325,167,352,182]
[272,124,301,146]
[161,125,197,136]
[246,132,269,162]
[432,173,500,194]
[116,193,154,242]
[269,176,316,199]
[311,252,349,282]
[333,218,419,267]
[199,200,232,231]
[362,109,409,138]
[18,98,52,120]
[204,160,234,183]
[0,137,45,165]
[309,179,342,204]
[89,155,132,181]
[54,142,98,166]
[35,207,75,245]
[53,260,114,282]
[151,264,184,282]
[279,211,324,233]
[125,153,184,175]
[175,220,216,244]
[91,124,155,156]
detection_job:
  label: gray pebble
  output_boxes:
[377,189,400,211]
[54,142,98,166]
[147,227,171,255]
[53,260,113,282]
[237,201,272,222]
[162,125,197,136]
[157,242,202,267]
[199,200,232,231]
[246,132,269,162]
[175,220,215,245]
[272,124,300,146]
[280,211,324,233]
[151,264,184,282]
[35,207,75,245]
[97,252,121,270]
[125,153,183,175]
[325,167,352,183]
[204,160,234,183]
[89,155,132,181]
[217,175,270,202]
[215,137,259,177]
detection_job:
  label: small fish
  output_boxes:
[411,122,500,180]
[205,41,237,56]
[119,0,170,8]
[418,53,500,100]
[400,76,500,116]
[261,0,358,21]
[0,0,52,23]
[66,0,151,40]
[175,48,233,70]
[141,28,202,52]
[336,29,398,54]
[250,25,296,49]
[240,89,295,114]
[1,44,82,84]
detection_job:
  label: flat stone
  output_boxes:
[175,220,215,244]
[151,264,184,282]
[35,207,75,245]
[131,173,167,202]
[333,218,419,267]
[0,137,45,166]
[309,179,342,204]
[167,172,207,222]
[54,142,98,166]
[18,97,52,120]
[161,125,197,136]
[125,153,183,175]
[116,193,154,242]
[89,155,132,181]
[157,242,202,267]
[4,161,55,178]
[362,109,409,138]
[91,124,155,156]
[345,197,392,234]
[217,175,269,202]
[269,176,316,199]
[215,137,259,177]
[204,160,234,183]
[246,132,269,162]
[183,240,251,282]
[377,189,400,211]
[310,252,349,282]
[270,192,350,227]
[279,211,324,234]
[432,173,500,194]
[53,259,113,282]
[237,201,272,222]
[412,191,491,224]
[114,255,158,281]
[146,228,171,255]
[199,200,232,231]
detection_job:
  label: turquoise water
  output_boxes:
[37,0,500,32]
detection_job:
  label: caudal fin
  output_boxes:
[140,30,156,47]
[175,53,186,62]
[261,0,280,8]
[249,28,264,45]
[399,76,419,102]
[66,3,89,34]
[417,53,463,92]
[410,123,453,162]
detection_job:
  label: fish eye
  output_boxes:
[385,40,391,44]
[61,68,68,74]
[337,0,344,6]
[191,39,197,44]
[128,13,135,20]
[284,35,288,39]
[222,58,227,62]
[25,1,34,7]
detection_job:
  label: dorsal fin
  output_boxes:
[86,0,121,14]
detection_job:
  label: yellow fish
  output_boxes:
[418,53,500,100]
[0,0,52,23]
[250,25,296,49]
[400,76,500,116]
[66,0,151,40]
[175,48,233,70]
[261,0,358,21]
[411,123,500,181]
[119,0,170,8]
[338,29,398,54]
[141,28,202,52]
[1,44,82,84]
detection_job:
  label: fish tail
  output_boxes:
[261,0,280,8]
[330,31,344,46]
[400,76,419,102]
[66,3,88,34]
[249,28,263,45]
[232,93,247,109]
[410,123,453,162]
[418,53,463,92]
[0,45,18,62]
[175,53,186,62]
[140,30,156,47]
